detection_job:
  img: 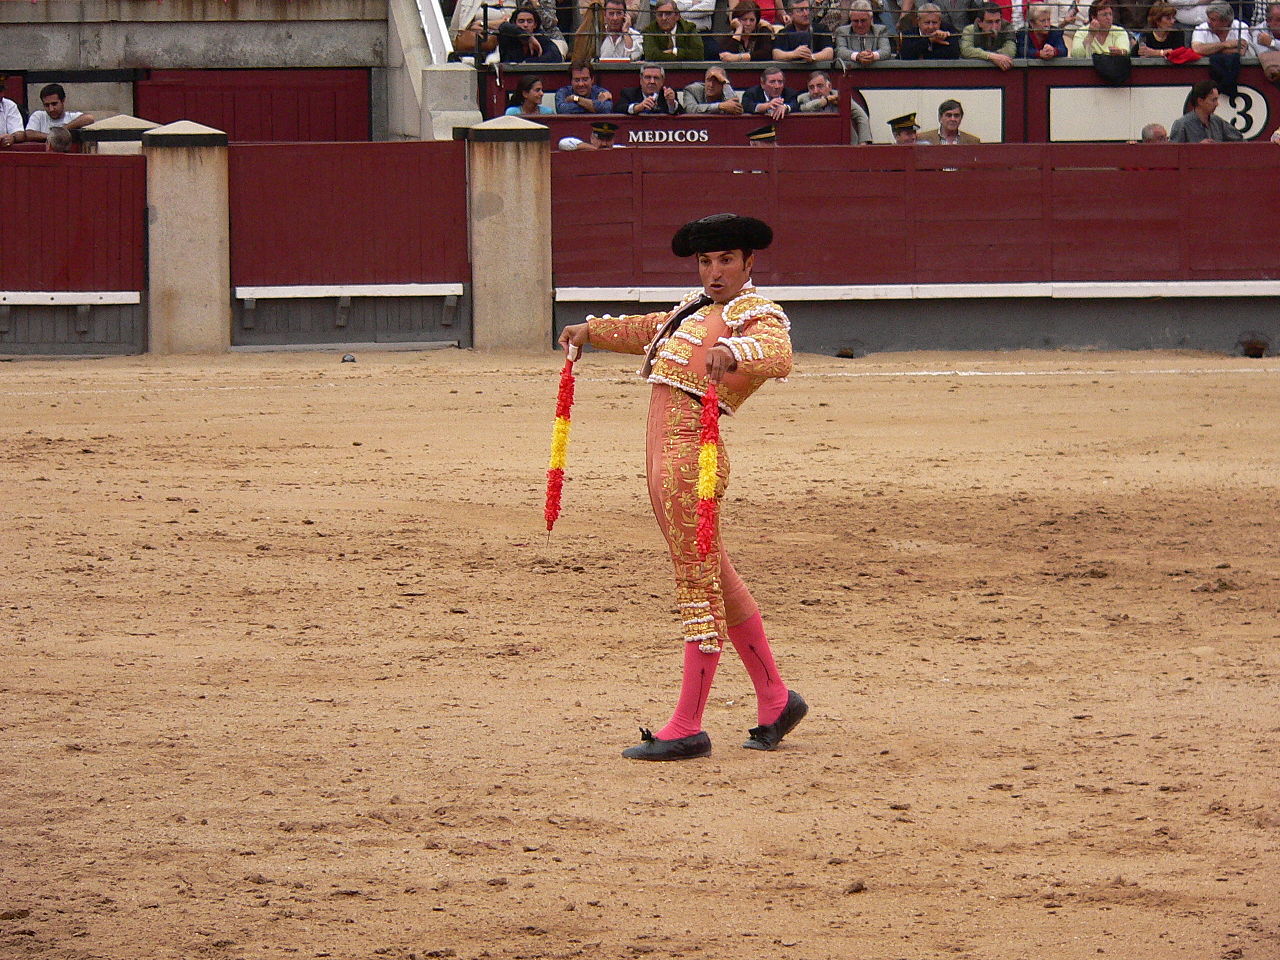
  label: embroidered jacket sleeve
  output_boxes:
[587,311,667,355]
[715,296,793,379]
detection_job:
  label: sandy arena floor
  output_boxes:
[1,348,1277,960]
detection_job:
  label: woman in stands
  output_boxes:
[1136,2,1185,56]
[497,4,566,63]
[1069,0,1132,54]
[505,74,555,115]
[1016,3,1068,56]
[720,1,778,60]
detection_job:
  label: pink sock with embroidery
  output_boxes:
[656,642,721,740]
[728,612,789,725]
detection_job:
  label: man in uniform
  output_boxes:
[558,214,808,761]
[888,111,920,144]
[558,120,621,150]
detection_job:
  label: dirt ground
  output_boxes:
[1,347,1277,960]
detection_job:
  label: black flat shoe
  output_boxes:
[743,690,808,751]
[621,727,712,761]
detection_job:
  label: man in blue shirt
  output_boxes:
[555,63,615,114]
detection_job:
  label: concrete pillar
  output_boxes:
[79,114,159,155]
[142,120,232,355]
[421,65,482,142]
[465,116,551,352]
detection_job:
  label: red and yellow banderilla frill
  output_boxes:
[544,349,577,532]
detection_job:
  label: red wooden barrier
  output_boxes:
[551,143,1280,286]
[135,70,370,142]
[0,153,146,292]
[228,141,470,287]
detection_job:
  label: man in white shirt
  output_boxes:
[24,84,95,143]
[1191,2,1252,53]
[599,0,644,59]
[1250,1,1280,52]
[1,96,24,147]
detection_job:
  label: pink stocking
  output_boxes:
[728,612,789,725]
[656,642,721,740]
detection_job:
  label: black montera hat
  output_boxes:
[671,214,773,257]
[888,112,918,132]
[591,121,619,137]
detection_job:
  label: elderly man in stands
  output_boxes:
[920,98,981,143]
[642,0,706,60]
[1,93,24,147]
[1191,2,1252,54]
[621,63,686,114]
[680,66,745,113]
[557,63,614,113]
[960,3,1016,69]
[1140,122,1170,141]
[599,0,644,59]
[774,0,837,62]
[900,3,962,58]
[23,84,95,144]
[836,0,893,63]
[798,70,873,142]
[1169,79,1244,140]
[743,66,801,119]
[1254,3,1280,82]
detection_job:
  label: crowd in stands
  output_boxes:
[448,0,1280,71]
[0,83,94,152]
[448,0,1280,142]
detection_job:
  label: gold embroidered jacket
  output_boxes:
[585,287,792,414]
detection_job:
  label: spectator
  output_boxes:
[505,74,555,115]
[961,2,1017,68]
[1169,79,1244,139]
[747,122,779,143]
[642,0,706,60]
[888,111,920,142]
[1191,1,1251,53]
[680,65,745,113]
[559,120,621,149]
[743,65,801,119]
[599,0,644,59]
[498,6,566,62]
[1137,2,1187,56]
[1140,121,1170,140]
[1017,3,1069,55]
[23,84,95,143]
[46,127,74,153]
[900,3,962,58]
[620,63,686,113]
[798,70,873,142]
[1170,0,1210,29]
[1,94,25,147]
[721,0,778,60]
[556,63,614,112]
[1069,0,1132,54]
[836,0,893,63]
[919,98,982,142]
[1014,0,1081,29]
[1253,2,1280,50]
[774,0,837,62]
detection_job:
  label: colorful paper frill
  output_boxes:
[544,356,576,532]
[695,383,720,560]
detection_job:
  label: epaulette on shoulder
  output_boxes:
[724,292,790,332]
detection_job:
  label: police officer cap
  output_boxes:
[671,213,773,258]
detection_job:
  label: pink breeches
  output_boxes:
[646,383,759,647]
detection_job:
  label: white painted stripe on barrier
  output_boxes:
[557,281,1280,302]
[0,291,142,306]
[235,283,465,299]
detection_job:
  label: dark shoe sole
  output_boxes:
[743,690,808,751]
